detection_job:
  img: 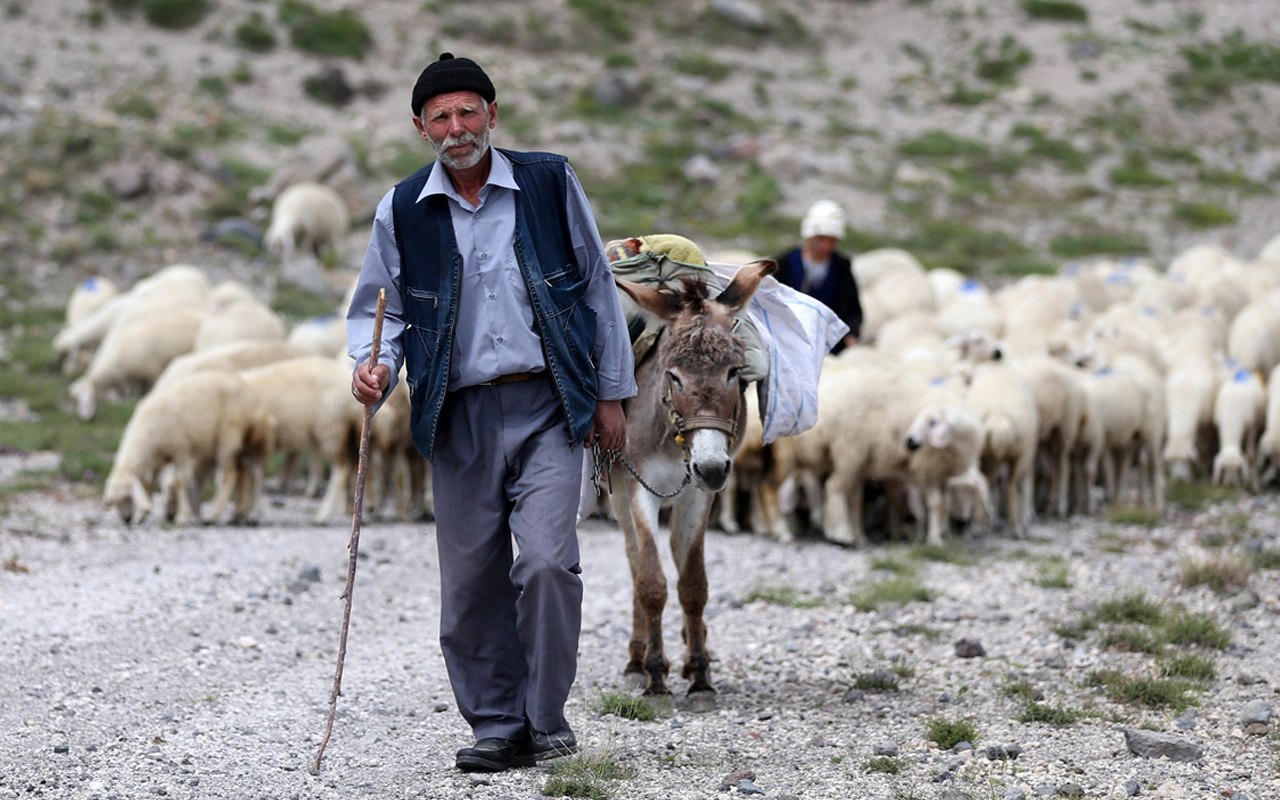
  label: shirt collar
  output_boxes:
[417,147,519,204]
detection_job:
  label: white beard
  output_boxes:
[431,125,490,171]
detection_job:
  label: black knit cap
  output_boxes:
[411,52,496,116]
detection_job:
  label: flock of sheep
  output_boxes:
[53,183,432,527]
[55,183,1280,548]
[719,233,1280,547]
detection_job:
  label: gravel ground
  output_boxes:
[1,474,1278,800]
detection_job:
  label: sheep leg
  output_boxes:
[821,471,864,546]
[924,484,947,547]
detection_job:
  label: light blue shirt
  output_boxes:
[348,149,636,403]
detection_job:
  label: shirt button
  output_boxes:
[496,336,504,344]
[488,293,496,300]
[480,252,488,260]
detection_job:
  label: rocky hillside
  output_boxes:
[1,0,1279,301]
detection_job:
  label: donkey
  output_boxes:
[608,259,776,704]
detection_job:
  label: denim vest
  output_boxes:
[391,148,599,462]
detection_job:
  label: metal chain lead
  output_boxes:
[592,442,691,500]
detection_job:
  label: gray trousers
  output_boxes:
[432,376,584,741]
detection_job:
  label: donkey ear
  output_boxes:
[714,259,777,315]
[616,278,683,320]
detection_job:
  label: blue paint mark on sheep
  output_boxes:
[1234,367,1253,383]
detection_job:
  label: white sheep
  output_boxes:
[964,360,1039,536]
[1257,363,1280,480]
[1014,354,1088,519]
[766,352,981,545]
[1162,349,1222,483]
[69,307,209,420]
[236,355,365,524]
[1211,365,1266,491]
[153,340,316,393]
[902,399,986,546]
[264,182,350,260]
[1226,293,1280,376]
[103,370,275,525]
[59,276,119,373]
[54,264,210,373]
[936,278,1004,340]
[193,290,287,351]
[286,314,348,357]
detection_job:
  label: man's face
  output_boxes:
[806,235,838,261]
[414,91,497,171]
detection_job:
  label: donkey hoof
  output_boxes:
[622,671,647,692]
[686,690,716,712]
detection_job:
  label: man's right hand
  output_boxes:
[352,362,391,406]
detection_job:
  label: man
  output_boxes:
[772,199,862,353]
[347,53,636,773]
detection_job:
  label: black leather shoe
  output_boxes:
[455,737,534,772]
[521,725,578,761]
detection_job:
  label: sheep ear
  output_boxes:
[928,418,952,449]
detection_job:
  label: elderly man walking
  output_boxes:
[347,53,636,773]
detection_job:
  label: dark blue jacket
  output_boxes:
[773,248,862,351]
[391,149,599,462]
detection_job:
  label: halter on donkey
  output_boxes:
[609,259,776,702]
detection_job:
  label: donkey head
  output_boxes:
[617,259,776,492]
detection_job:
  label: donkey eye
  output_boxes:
[667,371,684,392]
[726,367,741,383]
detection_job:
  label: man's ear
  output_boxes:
[488,101,499,127]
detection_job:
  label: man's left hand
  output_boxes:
[586,399,626,452]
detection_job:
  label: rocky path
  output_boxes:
[0,486,1277,800]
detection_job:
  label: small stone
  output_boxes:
[986,744,1009,760]
[955,637,986,658]
[433,703,449,713]
[737,779,765,795]
[952,741,973,752]
[1005,743,1023,759]
[1175,709,1197,730]
[1122,727,1204,762]
[1005,789,1027,800]
[53,744,69,754]
[297,565,322,583]
[1058,785,1084,799]
[1123,780,1140,796]
[1239,699,1272,729]
[843,688,865,703]
[1034,786,1056,797]
[873,743,898,756]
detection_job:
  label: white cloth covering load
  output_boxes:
[704,260,849,443]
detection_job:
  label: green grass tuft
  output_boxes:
[846,576,936,611]
[542,746,636,800]
[1016,700,1083,725]
[279,0,373,60]
[862,755,909,774]
[924,716,980,749]
[595,690,659,722]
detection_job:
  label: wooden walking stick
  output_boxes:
[311,287,386,775]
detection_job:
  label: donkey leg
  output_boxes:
[669,495,714,700]
[613,480,671,694]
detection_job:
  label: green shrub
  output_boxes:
[1016,700,1083,725]
[1050,230,1149,258]
[976,34,1033,85]
[1173,201,1236,228]
[1178,553,1253,594]
[280,1,373,60]
[1090,591,1164,626]
[925,716,980,749]
[140,0,209,29]
[1021,0,1087,22]
[1159,610,1233,649]
[1158,653,1217,682]
[1086,669,1197,711]
[542,747,636,800]
[898,130,989,159]
[235,12,277,53]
